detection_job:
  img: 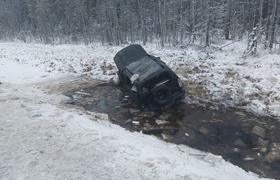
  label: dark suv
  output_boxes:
[114,44,185,110]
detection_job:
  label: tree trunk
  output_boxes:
[158,0,166,47]
[113,1,121,45]
[190,0,196,44]
[206,0,211,47]
[257,0,264,46]
[104,2,112,44]
[265,0,272,47]
[172,1,179,46]
[137,0,146,45]
[269,0,277,50]
[225,0,231,40]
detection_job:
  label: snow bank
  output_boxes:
[0,82,266,180]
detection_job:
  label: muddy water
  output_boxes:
[64,84,280,180]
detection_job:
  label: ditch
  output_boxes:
[64,83,280,180]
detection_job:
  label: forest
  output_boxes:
[0,0,279,51]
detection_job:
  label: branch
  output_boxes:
[215,36,247,51]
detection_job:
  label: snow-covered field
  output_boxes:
[1,41,279,117]
[0,41,278,179]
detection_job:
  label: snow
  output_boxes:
[0,41,277,179]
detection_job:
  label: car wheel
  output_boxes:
[151,85,171,106]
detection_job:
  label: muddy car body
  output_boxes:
[114,44,185,110]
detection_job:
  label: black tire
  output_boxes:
[151,85,171,106]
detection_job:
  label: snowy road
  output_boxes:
[0,80,267,180]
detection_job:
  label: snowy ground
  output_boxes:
[1,41,279,117]
[0,41,277,179]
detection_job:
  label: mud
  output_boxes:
[64,83,280,180]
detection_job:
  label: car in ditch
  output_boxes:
[113,44,185,111]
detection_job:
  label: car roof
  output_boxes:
[114,44,147,71]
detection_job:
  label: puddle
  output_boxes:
[64,84,280,180]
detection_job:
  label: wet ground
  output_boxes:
[64,83,280,180]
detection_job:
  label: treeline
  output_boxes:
[0,0,279,50]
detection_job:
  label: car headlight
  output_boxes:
[177,78,183,88]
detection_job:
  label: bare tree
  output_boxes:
[137,0,146,45]
[205,0,211,47]
[224,0,232,40]
[158,0,166,47]
[190,0,196,44]
[269,0,278,50]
